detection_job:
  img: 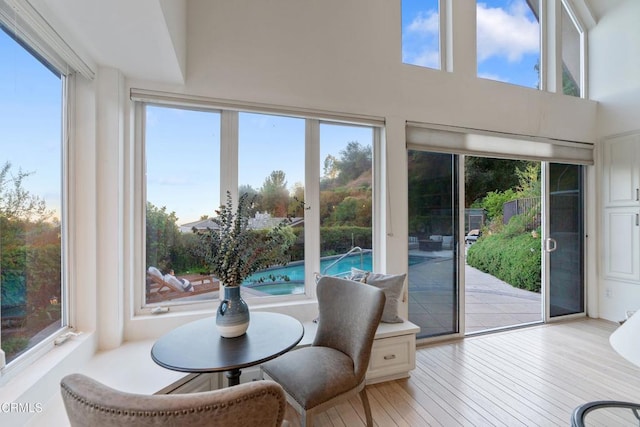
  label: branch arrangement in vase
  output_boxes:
[193,191,297,287]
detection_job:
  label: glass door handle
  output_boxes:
[545,238,557,253]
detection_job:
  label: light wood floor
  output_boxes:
[284,318,640,426]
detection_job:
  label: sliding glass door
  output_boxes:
[407,150,459,338]
[545,163,585,318]
[407,154,585,340]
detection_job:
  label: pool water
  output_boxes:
[244,252,428,296]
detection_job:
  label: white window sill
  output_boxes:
[0,332,95,427]
[22,335,198,427]
[127,297,319,341]
[20,300,320,426]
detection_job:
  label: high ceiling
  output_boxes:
[33,0,186,83]
[28,0,628,85]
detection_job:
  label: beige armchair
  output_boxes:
[261,276,386,427]
[60,373,287,427]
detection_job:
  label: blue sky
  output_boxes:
[2,0,539,223]
[146,106,373,223]
[0,28,62,218]
[402,0,540,88]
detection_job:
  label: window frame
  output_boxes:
[560,0,587,98]
[400,0,588,96]
[132,93,383,316]
[0,28,72,374]
[401,0,443,70]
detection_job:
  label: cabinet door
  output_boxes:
[604,208,640,281]
[603,136,640,206]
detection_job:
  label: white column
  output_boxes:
[96,67,125,350]
[542,0,562,93]
[384,117,409,319]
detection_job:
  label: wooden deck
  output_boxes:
[283,318,640,426]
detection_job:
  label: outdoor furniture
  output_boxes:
[146,269,219,303]
[418,239,442,251]
[408,236,419,250]
[261,276,385,427]
[60,373,288,427]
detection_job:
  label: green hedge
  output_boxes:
[466,232,541,292]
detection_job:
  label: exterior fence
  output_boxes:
[503,197,541,231]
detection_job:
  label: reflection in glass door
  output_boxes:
[407,150,458,338]
[546,163,584,318]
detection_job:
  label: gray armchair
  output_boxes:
[261,276,386,427]
[60,373,287,427]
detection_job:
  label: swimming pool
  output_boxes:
[244,252,428,296]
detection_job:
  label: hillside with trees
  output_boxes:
[0,162,61,362]
[146,140,373,274]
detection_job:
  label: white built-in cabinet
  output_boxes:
[300,320,419,384]
[603,135,640,282]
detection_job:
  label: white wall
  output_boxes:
[119,0,599,339]
[180,0,596,143]
[5,0,629,422]
[591,0,640,137]
[589,0,640,320]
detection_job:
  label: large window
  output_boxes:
[477,0,540,88]
[144,105,220,305]
[0,27,65,365]
[142,100,379,307]
[561,0,582,97]
[319,124,373,275]
[401,1,585,95]
[238,113,305,296]
[402,0,441,69]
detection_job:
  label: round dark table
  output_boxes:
[151,312,304,386]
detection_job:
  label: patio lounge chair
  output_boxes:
[146,267,219,303]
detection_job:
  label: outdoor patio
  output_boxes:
[408,249,542,337]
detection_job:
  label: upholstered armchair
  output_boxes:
[261,276,386,427]
[60,373,287,427]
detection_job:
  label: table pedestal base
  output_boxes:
[226,368,241,386]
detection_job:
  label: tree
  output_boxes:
[515,162,541,198]
[0,162,61,359]
[562,65,580,97]
[0,162,52,222]
[238,184,259,200]
[238,184,261,216]
[334,142,372,185]
[146,202,181,271]
[480,189,517,221]
[260,170,289,217]
[322,154,339,182]
[288,182,305,217]
[465,157,530,207]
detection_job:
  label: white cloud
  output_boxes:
[477,2,539,63]
[407,10,439,35]
[408,48,439,69]
[403,9,440,68]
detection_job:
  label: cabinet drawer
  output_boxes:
[368,334,414,374]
